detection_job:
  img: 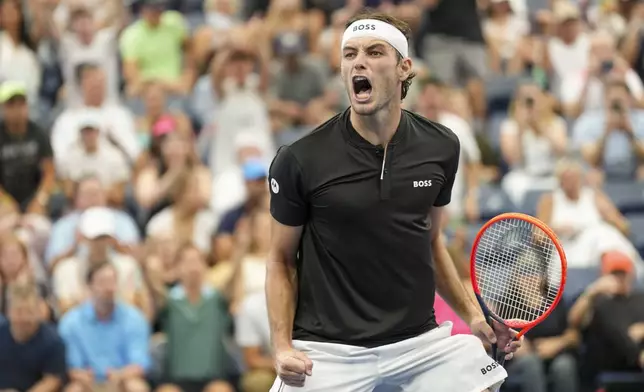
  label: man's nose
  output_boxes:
[353,53,367,70]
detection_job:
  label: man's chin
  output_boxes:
[351,101,378,116]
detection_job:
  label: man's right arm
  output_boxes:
[266,222,303,352]
[266,146,309,352]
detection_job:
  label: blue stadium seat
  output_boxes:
[477,185,515,221]
[597,372,644,390]
[520,189,547,216]
[603,181,644,214]
[626,213,644,258]
[563,268,600,306]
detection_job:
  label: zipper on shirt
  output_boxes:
[378,145,392,200]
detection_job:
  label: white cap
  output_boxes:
[79,207,116,239]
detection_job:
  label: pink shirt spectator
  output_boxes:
[434,294,471,335]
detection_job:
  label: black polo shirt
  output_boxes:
[269,108,460,347]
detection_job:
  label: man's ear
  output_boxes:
[399,57,413,82]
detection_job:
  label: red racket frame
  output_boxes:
[469,212,568,339]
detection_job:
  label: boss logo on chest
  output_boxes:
[413,180,433,188]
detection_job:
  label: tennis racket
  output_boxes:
[470,212,568,366]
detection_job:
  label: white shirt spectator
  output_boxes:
[146,208,218,253]
[235,291,271,355]
[59,27,120,107]
[51,106,140,164]
[52,252,144,304]
[561,69,644,112]
[57,141,130,187]
[0,32,41,103]
[548,33,590,100]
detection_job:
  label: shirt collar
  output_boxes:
[81,300,122,323]
[169,284,215,300]
[341,107,408,149]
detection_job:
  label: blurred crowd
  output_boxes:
[2,0,644,391]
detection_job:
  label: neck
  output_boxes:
[10,324,38,343]
[350,104,402,146]
[174,203,196,217]
[84,144,98,153]
[83,99,102,108]
[6,120,27,135]
[6,29,20,44]
[94,302,114,320]
[184,283,201,302]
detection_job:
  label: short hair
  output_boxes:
[7,283,40,307]
[75,62,101,85]
[69,7,92,22]
[86,261,116,285]
[346,9,416,100]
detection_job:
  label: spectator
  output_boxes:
[141,234,180,319]
[235,291,274,392]
[500,80,568,205]
[483,0,529,74]
[414,77,481,222]
[51,63,140,164]
[57,116,131,208]
[120,0,195,97]
[59,261,151,392]
[45,176,140,266]
[574,78,644,182]
[569,251,644,378]
[192,0,242,66]
[133,81,193,164]
[156,244,235,392]
[0,0,41,105]
[0,233,51,318]
[0,81,56,215]
[52,207,149,316]
[56,2,126,107]
[135,132,210,217]
[261,0,324,55]
[547,1,590,106]
[562,29,644,117]
[146,169,218,254]
[0,284,66,392]
[417,0,487,124]
[537,159,638,269]
[211,160,268,264]
[504,269,580,392]
[211,134,266,219]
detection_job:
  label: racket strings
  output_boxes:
[474,218,563,324]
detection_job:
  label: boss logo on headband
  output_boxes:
[353,24,376,32]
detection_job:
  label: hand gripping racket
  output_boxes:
[470,212,568,366]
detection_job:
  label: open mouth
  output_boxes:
[352,76,372,102]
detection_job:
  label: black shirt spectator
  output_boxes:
[269,108,459,347]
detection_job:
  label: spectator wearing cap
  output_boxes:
[573,78,644,182]
[52,207,149,317]
[146,169,218,254]
[211,158,268,265]
[235,291,275,392]
[155,244,236,392]
[45,176,140,267]
[56,3,127,108]
[0,284,66,392]
[0,81,56,216]
[119,0,195,97]
[59,262,151,392]
[268,30,327,141]
[569,250,644,380]
[51,63,140,165]
[57,115,131,208]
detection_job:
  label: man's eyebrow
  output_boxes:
[343,42,389,52]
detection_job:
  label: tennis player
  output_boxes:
[266,10,521,392]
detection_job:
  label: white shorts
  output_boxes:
[270,322,507,392]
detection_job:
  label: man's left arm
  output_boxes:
[117,312,151,380]
[28,336,67,392]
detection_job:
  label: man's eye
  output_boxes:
[369,51,382,57]
[344,53,356,59]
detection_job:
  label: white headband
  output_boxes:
[341,19,409,59]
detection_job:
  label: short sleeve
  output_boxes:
[43,333,67,379]
[269,147,308,226]
[434,138,461,207]
[119,26,140,60]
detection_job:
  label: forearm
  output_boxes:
[266,251,298,351]
[433,235,482,324]
[27,376,62,392]
[248,355,276,371]
[568,291,595,329]
[119,364,145,379]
